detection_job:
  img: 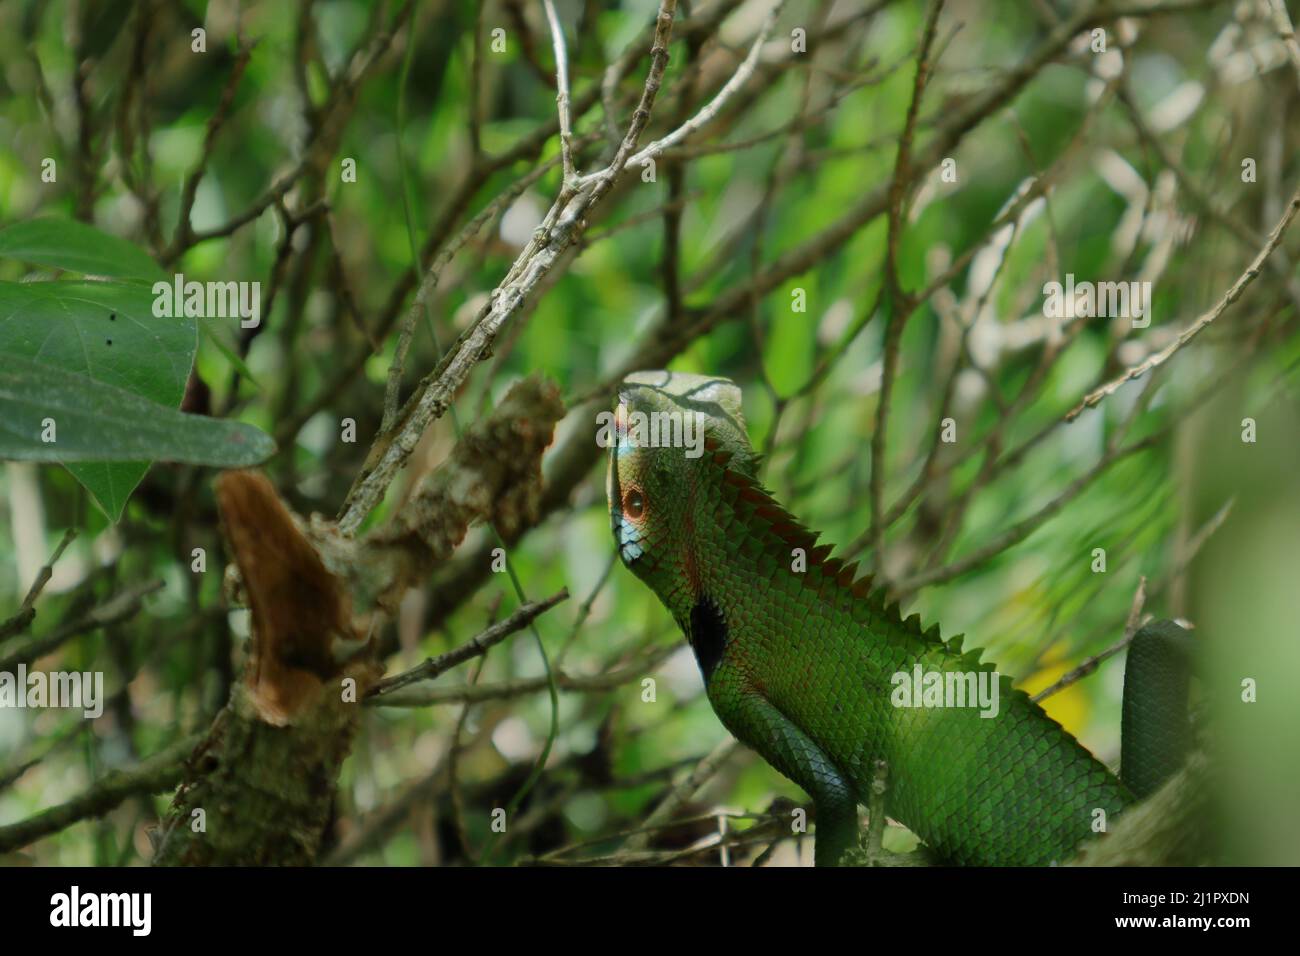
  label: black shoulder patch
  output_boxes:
[688,595,728,682]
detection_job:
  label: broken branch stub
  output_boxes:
[154,472,380,865]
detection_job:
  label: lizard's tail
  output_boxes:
[1120,619,1195,799]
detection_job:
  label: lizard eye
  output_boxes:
[624,488,645,519]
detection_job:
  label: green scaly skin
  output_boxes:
[607,371,1164,867]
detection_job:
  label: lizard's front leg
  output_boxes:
[716,685,860,866]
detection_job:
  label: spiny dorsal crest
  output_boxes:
[701,437,963,648]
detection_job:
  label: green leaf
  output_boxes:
[0,354,275,466]
[0,217,166,281]
[0,279,196,518]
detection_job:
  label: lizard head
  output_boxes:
[605,370,757,618]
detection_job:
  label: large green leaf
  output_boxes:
[0,354,275,466]
[0,279,196,518]
[0,218,166,281]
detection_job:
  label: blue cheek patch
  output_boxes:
[614,514,644,564]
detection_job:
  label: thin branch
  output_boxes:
[0,735,199,854]
[1033,495,1234,701]
[168,1,413,260]
[617,0,788,175]
[1066,182,1300,422]
[896,434,1161,591]
[273,113,599,450]
[0,529,76,643]
[542,0,577,183]
[365,589,569,699]
[371,644,678,706]
[0,579,165,673]
[532,806,773,864]
[469,0,486,154]
[1033,576,1148,703]
[377,128,599,435]
[1117,85,1300,313]
[554,552,618,666]
[168,41,255,259]
[870,0,945,580]
[622,737,741,853]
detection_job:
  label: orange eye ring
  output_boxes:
[624,488,645,519]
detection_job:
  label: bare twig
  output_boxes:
[542,0,577,184]
[371,644,678,706]
[1066,183,1300,422]
[870,0,945,579]
[168,42,255,259]
[169,1,413,260]
[365,589,569,699]
[1033,576,1148,703]
[616,0,789,174]
[469,0,486,154]
[532,806,773,865]
[0,734,199,854]
[1118,85,1300,312]
[896,434,1161,591]
[622,737,741,853]
[0,529,76,643]
[377,129,599,434]
[1034,495,1235,701]
[0,579,165,673]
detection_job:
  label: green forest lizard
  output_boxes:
[606,369,1191,866]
